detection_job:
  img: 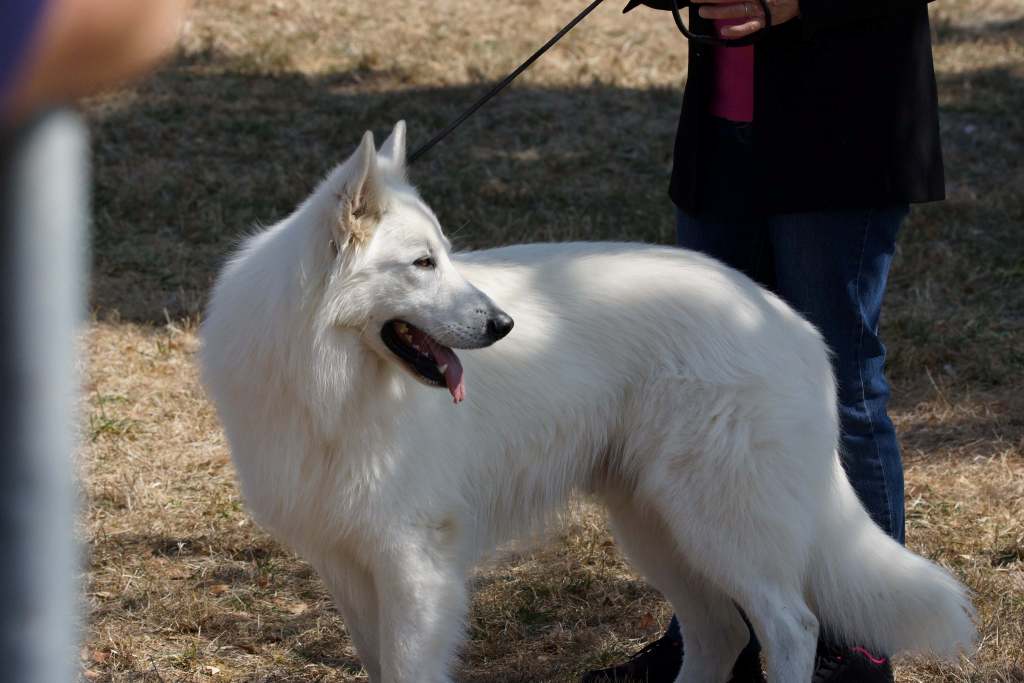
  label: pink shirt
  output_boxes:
[708,19,755,122]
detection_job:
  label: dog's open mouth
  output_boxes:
[381,320,465,403]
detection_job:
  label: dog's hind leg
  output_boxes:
[315,556,382,682]
[606,498,749,683]
[658,515,818,682]
[731,584,817,683]
[649,466,821,682]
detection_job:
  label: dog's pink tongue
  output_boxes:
[426,338,465,404]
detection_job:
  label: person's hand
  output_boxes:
[692,0,799,38]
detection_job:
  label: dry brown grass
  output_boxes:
[79,0,1023,680]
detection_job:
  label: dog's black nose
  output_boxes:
[486,313,514,341]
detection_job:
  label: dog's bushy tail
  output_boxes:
[808,456,977,658]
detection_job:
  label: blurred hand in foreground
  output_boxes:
[4,0,191,125]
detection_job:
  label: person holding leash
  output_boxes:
[583,0,943,681]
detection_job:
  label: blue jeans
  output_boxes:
[664,204,908,646]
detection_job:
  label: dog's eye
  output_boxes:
[413,256,436,269]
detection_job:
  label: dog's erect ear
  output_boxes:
[378,120,407,171]
[337,131,381,246]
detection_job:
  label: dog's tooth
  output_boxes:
[438,364,448,374]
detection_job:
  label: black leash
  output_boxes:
[408,0,610,164]
[407,0,771,164]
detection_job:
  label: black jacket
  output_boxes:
[649,1,944,215]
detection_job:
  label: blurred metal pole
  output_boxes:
[0,110,88,683]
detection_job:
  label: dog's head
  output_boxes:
[311,122,512,403]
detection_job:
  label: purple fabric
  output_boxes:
[1,0,49,113]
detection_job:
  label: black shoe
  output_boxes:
[580,634,765,683]
[581,633,682,683]
[812,643,894,683]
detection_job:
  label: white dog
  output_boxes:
[200,122,975,683]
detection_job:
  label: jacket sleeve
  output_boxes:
[799,0,935,34]
[0,0,48,110]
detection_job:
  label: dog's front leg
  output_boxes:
[314,556,382,681]
[375,536,468,683]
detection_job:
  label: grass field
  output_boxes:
[79,0,1024,681]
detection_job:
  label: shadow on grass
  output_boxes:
[88,50,680,322]
[885,41,1024,390]
[102,530,278,562]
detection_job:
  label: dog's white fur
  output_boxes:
[200,122,976,683]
